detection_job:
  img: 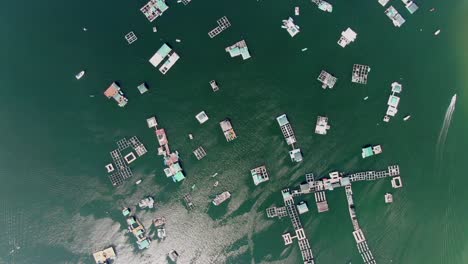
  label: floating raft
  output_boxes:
[125,31,138,44]
[193,146,207,160]
[352,64,371,84]
[317,70,337,89]
[208,16,231,38]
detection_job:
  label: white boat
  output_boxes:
[188,134,193,140]
[364,96,369,100]
[403,115,411,121]
[211,172,218,178]
[301,48,308,52]
[176,39,181,42]
[136,180,142,185]
[152,27,157,32]
[213,181,219,187]
[295,7,300,16]
[82,27,87,32]
[434,29,441,36]
[75,70,85,80]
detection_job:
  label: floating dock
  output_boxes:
[220,119,237,141]
[251,165,269,185]
[225,40,251,60]
[195,111,209,124]
[208,16,231,38]
[315,116,330,135]
[140,0,169,22]
[209,80,219,92]
[352,64,371,84]
[193,146,207,160]
[385,6,406,27]
[317,70,337,89]
[337,28,357,48]
[282,17,300,37]
[104,82,128,107]
[137,83,149,94]
[125,31,138,44]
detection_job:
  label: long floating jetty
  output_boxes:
[267,165,402,264]
[345,185,376,264]
[208,16,231,38]
[147,116,186,182]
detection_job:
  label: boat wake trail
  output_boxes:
[435,94,457,165]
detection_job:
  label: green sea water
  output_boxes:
[0,0,467,263]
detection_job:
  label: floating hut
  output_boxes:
[104,82,128,107]
[225,40,251,60]
[140,0,169,22]
[385,6,406,27]
[337,28,357,48]
[220,119,237,141]
[251,165,269,185]
[315,116,331,135]
[281,17,300,37]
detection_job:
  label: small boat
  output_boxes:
[75,70,85,80]
[89,95,95,98]
[295,7,300,16]
[213,181,219,187]
[364,96,369,100]
[301,48,308,52]
[434,29,441,36]
[211,172,218,178]
[430,8,436,12]
[188,134,193,140]
[136,180,142,185]
[152,27,157,32]
[82,27,87,32]
[403,115,411,121]
[176,39,181,43]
